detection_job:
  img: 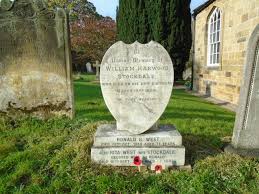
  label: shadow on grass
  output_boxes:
[76,109,113,121]
[183,133,230,165]
[74,81,114,121]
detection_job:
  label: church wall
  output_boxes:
[193,0,259,105]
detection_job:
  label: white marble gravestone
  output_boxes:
[101,41,174,134]
[91,41,185,167]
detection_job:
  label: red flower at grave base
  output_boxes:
[133,156,142,166]
[155,165,163,172]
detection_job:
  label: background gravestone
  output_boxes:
[86,62,93,73]
[91,41,185,167]
[225,25,259,156]
[0,0,74,118]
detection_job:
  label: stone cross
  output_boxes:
[93,60,100,80]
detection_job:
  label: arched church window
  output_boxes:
[207,8,222,66]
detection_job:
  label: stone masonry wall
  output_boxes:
[193,0,259,105]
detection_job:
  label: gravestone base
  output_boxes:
[224,144,259,157]
[91,124,185,167]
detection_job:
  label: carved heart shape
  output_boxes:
[101,41,174,134]
[0,0,14,11]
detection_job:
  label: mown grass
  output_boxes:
[0,75,258,193]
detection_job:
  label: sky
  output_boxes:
[89,0,208,20]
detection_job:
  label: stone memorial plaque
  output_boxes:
[94,124,182,147]
[91,147,185,167]
[101,41,174,134]
[0,0,74,118]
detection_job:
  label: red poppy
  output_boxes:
[133,156,142,166]
[155,165,163,172]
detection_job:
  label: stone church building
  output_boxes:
[192,0,259,105]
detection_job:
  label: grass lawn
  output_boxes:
[0,75,258,193]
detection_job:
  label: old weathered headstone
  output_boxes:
[183,67,192,81]
[225,25,259,157]
[86,62,93,73]
[93,60,100,80]
[91,41,185,167]
[0,0,74,118]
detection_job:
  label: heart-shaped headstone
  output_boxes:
[101,41,174,134]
